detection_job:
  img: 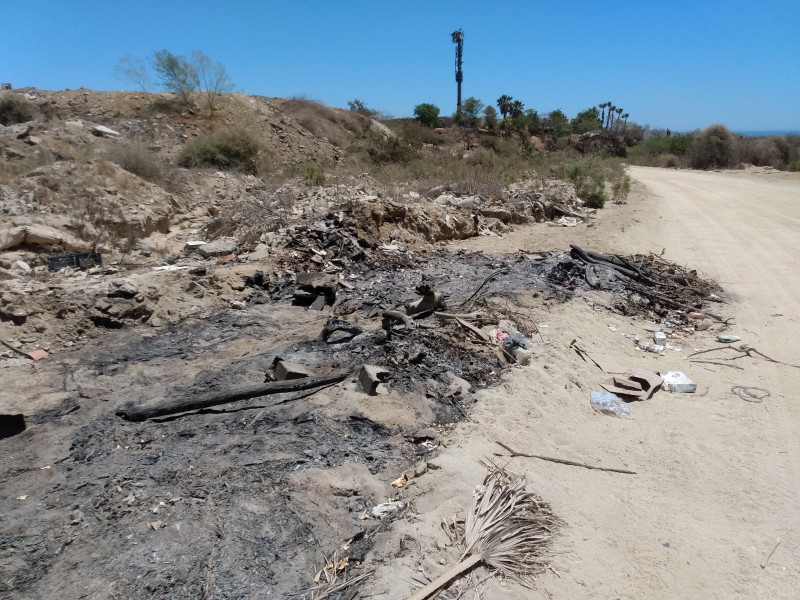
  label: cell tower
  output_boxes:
[451,29,464,113]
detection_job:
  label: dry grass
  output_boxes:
[105,141,184,191]
[284,97,371,148]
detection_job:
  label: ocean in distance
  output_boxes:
[734,130,800,137]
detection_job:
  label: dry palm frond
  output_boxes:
[406,460,561,600]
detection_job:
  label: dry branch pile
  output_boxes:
[568,244,725,320]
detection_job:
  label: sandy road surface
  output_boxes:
[369,167,800,599]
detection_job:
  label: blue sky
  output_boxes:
[4,0,799,131]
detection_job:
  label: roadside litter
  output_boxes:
[731,386,770,403]
[659,371,697,393]
[590,390,632,419]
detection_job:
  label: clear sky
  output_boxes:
[4,0,799,132]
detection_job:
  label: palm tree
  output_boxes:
[615,107,623,132]
[608,105,617,131]
[598,102,608,129]
[604,101,612,130]
[510,99,525,118]
[621,113,629,132]
[497,95,513,121]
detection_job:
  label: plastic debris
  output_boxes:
[637,341,665,355]
[659,371,697,393]
[716,334,741,343]
[371,501,405,518]
[590,391,632,419]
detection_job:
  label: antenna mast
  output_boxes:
[451,29,464,114]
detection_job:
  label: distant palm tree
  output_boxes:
[615,107,623,132]
[608,105,617,131]
[497,95,513,121]
[598,102,608,129]
[604,101,612,130]
[510,99,525,118]
[621,113,629,132]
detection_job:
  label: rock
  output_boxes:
[92,125,121,137]
[198,239,237,258]
[11,260,31,272]
[107,279,139,299]
[434,194,457,206]
[247,243,270,261]
[23,136,42,146]
[0,305,28,325]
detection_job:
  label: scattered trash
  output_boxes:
[371,501,404,518]
[599,371,662,401]
[359,365,390,395]
[659,371,697,393]
[26,349,48,361]
[391,462,428,488]
[716,334,741,343]
[694,319,714,331]
[590,390,632,419]
[653,331,667,345]
[272,359,313,381]
[637,341,665,355]
[47,250,103,272]
[556,216,581,227]
[731,386,770,403]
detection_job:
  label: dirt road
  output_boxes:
[369,167,800,599]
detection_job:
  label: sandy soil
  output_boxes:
[365,166,800,599]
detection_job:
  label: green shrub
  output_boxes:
[627,134,694,166]
[612,174,632,203]
[413,103,441,128]
[565,163,608,208]
[688,124,737,169]
[363,131,419,165]
[301,163,327,186]
[178,127,264,174]
[0,93,36,125]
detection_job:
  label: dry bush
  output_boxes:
[284,97,371,148]
[0,149,53,181]
[202,188,291,248]
[689,124,737,169]
[736,135,800,170]
[105,141,183,191]
[0,93,36,125]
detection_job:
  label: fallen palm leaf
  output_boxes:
[405,461,560,600]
